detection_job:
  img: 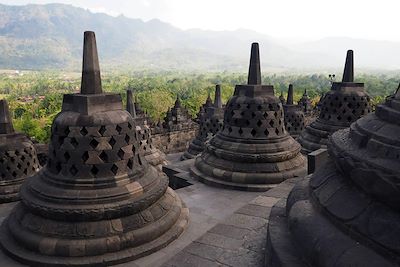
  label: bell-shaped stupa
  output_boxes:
[298,89,313,114]
[266,85,400,267]
[190,43,306,191]
[297,50,371,154]
[126,89,167,171]
[283,84,305,138]
[0,100,40,203]
[182,85,224,160]
[0,31,188,266]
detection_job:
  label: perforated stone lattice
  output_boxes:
[0,143,39,180]
[319,93,371,124]
[136,125,154,155]
[199,117,224,139]
[221,100,286,139]
[284,111,305,136]
[47,119,143,178]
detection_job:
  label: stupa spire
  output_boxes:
[342,50,354,83]
[287,84,294,105]
[81,31,102,94]
[247,42,261,85]
[214,84,222,108]
[0,100,14,134]
[126,89,137,118]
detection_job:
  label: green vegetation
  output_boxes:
[1,70,398,143]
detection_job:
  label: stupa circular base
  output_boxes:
[191,157,306,192]
[0,183,22,203]
[0,188,189,267]
[266,167,396,267]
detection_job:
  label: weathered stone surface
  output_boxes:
[0,31,188,266]
[266,69,400,266]
[283,84,305,138]
[191,43,306,191]
[126,90,167,173]
[298,50,371,154]
[182,85,225,160]
[298,89,313,115]
[0,100,40,203]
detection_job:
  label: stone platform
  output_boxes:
[0,153,297,267]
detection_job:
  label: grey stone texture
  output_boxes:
[182,85,224,160]
[298,50,371,154]
[163,178,296,267]
[191,43,306,191]
[283,84,305,138]
[0,31,189,266]
[297,89,313,115]
[266,81,400,266]
[126,90,167,172]
[0,100,40,203]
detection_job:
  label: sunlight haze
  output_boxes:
[2,0,400,42]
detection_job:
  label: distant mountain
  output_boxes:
[0,3,399,71]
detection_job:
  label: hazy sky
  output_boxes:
[1,0,400,41]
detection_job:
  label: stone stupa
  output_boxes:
[0,31,188,266]
[126,89,167,172]
[266,85,400,267]
[297,50,371,154]
[298,89,313,114]
[190,43,307,191]
[0,100,40,203]
[283,84,305,138]
[279,91,286,105]
[182,85,224,160]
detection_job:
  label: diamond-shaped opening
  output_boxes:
[99,125,106,136]
[17,163,21,169]
[12,171,17,177]
[238,128,243,135]
[257,120,262,127]
[90,139,99,149]
[111,164,118,175]
[70,137,78,148]
[64,127,70,136]
[64,152,71,161]
[15,150,20,156]
[264,128,269,136]
[268,104,273,110]
[251,129,257,136]
[347,116,352,122]
[91,165,99,176]
[109,137,116,147]
[127,159,133,169]
[99,151,108,162]
[118,149,125,159]
[275,128,280,135]
[80,127,88,136]
[138,155,143,165]
[127,122,132,130]
[82,151,89,162]
[6,166,10,171]
[0,158,4,164]
[251,112,256,118]
[58,136,65,145]
[269,120,275,127]
[69,165,78,176]
[337,115,342,121]
[55,163,62,173]
[23,168,28,175]
[116,125,122,133]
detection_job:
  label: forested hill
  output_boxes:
[1,3,400,71]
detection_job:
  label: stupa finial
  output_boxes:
[0,100,14,134]
[126,89,137,118]
[342,50,354,83]
[287,84,294,105]
[81,31,102,94]
[214,84,222,108]
[247,42,261,85]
